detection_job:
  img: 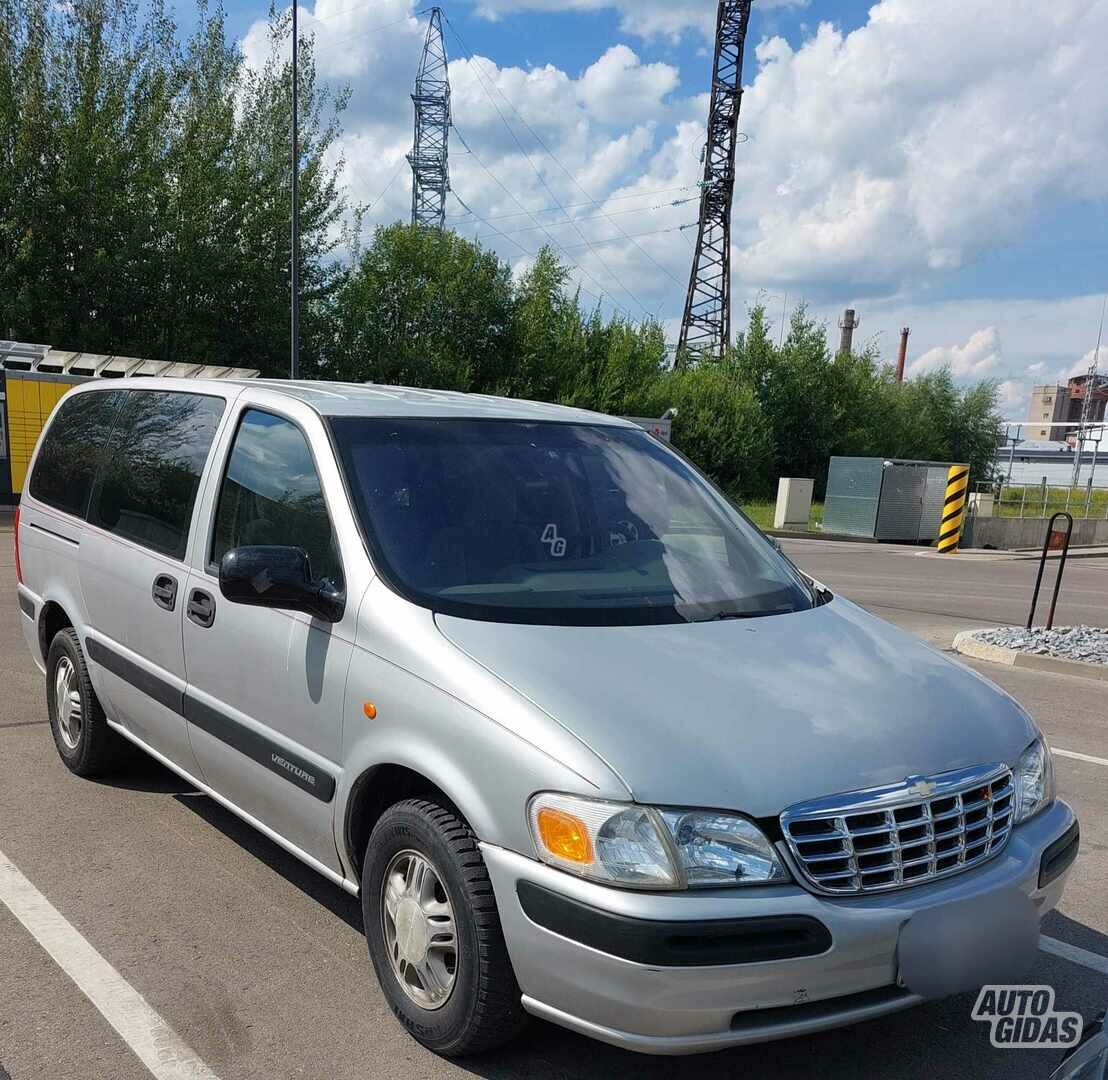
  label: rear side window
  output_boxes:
[88,391,225,559]
[28,391,124,517]
[210,409,343,587]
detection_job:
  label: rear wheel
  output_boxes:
[46,628,129,777]
[362,798,527,1056]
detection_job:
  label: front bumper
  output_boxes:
[482,798,1077,1055]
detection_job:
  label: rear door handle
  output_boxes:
[187,588,216,628]
[152,574,178,612]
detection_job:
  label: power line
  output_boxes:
[366,157,408,212]
[527,223,697,254]
[450,191,609,312]
[441,17,653,318]
[451,122,635,317]
[441,12,686,294]
[461,196,697,240]
[445,184,696,225]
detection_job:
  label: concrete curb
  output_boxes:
[953,629,1108,682]
[765,528,878,544]
[916,547,1108,561]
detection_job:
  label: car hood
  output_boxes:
[434,598,1037,817]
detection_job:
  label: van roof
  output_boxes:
[78,376,635,427]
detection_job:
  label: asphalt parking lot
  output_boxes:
[1,531,1106,1080]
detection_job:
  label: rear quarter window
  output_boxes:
[28,390,125,517]
[88,390,226,559]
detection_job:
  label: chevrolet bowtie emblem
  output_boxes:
[907,778,937,798]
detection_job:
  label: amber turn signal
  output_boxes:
[362,702,377,719]
[536,807,593,864]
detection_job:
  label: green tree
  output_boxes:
[570,313,668,416]
[0,0,352,374]
[229,7,352,375]
[658,364,772,499]
[506,247,589,402]
[327,223,515,390]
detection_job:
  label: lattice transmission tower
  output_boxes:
[408,7,451,229]
[677,1,753,366]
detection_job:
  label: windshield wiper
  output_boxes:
[710,606,793,621]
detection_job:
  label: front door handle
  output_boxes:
[152,574,178,612]
[187,588,216,628]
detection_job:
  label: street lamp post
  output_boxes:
[290,2,300,380]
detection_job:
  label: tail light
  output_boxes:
[13,506,22,584]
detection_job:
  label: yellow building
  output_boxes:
[1,342,259,500]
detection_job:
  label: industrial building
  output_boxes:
[1028,375,1108,440]
[0,341,258,502]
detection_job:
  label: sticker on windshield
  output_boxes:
[541,523,567,557]
[971,986,1083,1049]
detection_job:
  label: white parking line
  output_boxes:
[0,850,220,1080]
[1040,935,1108,977]
[1052,747,1108,768]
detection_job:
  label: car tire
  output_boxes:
[362,798,527,1056]
[46,628,129,777]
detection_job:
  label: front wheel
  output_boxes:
[362,799,527,1056]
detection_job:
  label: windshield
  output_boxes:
[330,418,814,626]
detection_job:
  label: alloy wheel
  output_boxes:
[381,849,458,1010]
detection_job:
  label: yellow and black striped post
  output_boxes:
[937,464,970,553]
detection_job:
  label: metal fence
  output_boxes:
[972,479,1108,520]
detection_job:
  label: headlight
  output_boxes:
[1013,737,1055,823]
[659,809,789,886]
[528,793,789,890]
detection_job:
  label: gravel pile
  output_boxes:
[975,625,1108,665]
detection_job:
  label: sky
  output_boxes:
[218,0,1108,419]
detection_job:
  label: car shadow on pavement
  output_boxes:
[87,749,194,794]
[171,789,364,934]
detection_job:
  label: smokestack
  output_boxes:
[896,327,910,383]
[838,309,858,355]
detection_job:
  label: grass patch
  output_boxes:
[993,486,1108,519]
[740,499,825,532]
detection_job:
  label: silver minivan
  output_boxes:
[14,378,1079,1056]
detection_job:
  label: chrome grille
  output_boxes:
[780,764,1015,895]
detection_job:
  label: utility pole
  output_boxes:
[290,0,299,380]
[838,308,859,355]
[677,1,753,367]
[895,326,910,382]
[1072,294,1107,487]
[408,8,451,230]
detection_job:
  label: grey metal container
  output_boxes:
[824,457,959,541]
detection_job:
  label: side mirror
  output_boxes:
[218,545,345,623]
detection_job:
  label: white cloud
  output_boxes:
[241,0,425,81]
[577,46,679,124]
[996,380,1028,416]
[1075,345,1108,372]
[721,0,1108,297]
[239,0,1108,331]
[908,327,1003,377]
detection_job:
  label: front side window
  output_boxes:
[89,390,225,558]
[28,390,124,517]
[211,409,343,588]
[330,418,814,626]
